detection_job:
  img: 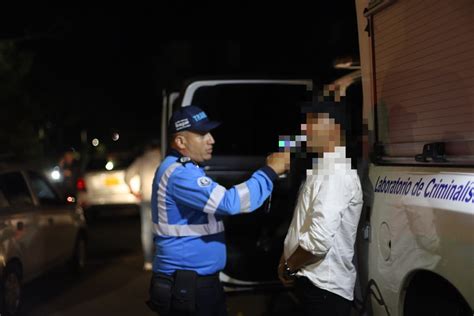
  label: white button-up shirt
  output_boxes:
[125,148,162,202]
[283,146,363,300]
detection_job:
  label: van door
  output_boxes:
[175,79,312,285]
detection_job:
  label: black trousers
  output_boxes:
[294,276,352,316]
[148,272,227,316]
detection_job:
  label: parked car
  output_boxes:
[0,162,87,316]
[76,153,140,218]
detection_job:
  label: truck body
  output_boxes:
[355,0,474,314]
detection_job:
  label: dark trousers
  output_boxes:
[148,272,227,316]
[295,276,352,316]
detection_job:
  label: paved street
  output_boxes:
[19,211,300,316]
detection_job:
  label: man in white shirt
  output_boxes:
[125,140,162,271]
[278,110,363,316]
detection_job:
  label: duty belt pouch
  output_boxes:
[146,273,173,315]
[172,270,197,313]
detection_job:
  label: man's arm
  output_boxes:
[172,167,275,216]
[282,175,348,277]
[285,246,323,273]
[124,157,141,197]
[170,153,290,216]
[125,159,138,185]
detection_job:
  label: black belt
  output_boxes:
[155,271,220,286]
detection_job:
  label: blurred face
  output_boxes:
[173,130,215,163]
[301,113,341,154]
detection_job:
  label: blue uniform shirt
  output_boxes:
[151,150,277,275]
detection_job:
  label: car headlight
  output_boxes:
[50,166,62,181]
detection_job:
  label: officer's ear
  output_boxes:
[173,133,187,150]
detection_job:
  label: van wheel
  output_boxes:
[71,235,87,274]
[404,272,470,316]
[1,264,22,316]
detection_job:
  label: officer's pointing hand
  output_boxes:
[266,152,290,175]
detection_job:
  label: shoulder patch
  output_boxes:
[178,156,192,165]
[197,176,212,187]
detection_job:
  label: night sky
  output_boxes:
[0,3,359,161]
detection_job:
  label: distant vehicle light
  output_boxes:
[105,161,114,170]
[76,178,86,191]
[66,196,76,203]
[51,169,61,180]
[50,166,61,181]
[112,132,120,141]
[92,138,100,147]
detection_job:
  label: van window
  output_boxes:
[191,84,311,155]
[371,0,474,160]
[0,172,34,207]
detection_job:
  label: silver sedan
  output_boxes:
[0,164,87,316]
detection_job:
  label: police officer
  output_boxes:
[147,105,290,316]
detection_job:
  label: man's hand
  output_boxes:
[266,152,290,175]
[277,254,294,287]
[131,191,142,200]
[278,261,295,287]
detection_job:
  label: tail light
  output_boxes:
[76,178,86,191]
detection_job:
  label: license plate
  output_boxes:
[104,176,120,186]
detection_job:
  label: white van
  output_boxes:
[354,0,474,315]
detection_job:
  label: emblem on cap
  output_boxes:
[197,176,212,187]
[175,118,191,131]
[192,112,207,122]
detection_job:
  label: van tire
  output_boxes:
[1,263,22,316]
[404,271,470,316]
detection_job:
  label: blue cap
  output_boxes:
[168,105,221,134]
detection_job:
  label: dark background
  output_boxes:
[0,2,359,164]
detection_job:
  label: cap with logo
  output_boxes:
[168,105,221,134]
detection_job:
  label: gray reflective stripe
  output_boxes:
[203,185,226,214]
[236,182,251,213]
[207,213,217,232]
[157,162,182,225]
[154,221,225,237]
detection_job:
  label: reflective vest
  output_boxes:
[151,151,276,275]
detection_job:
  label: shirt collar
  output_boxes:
[322,146,346,160]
